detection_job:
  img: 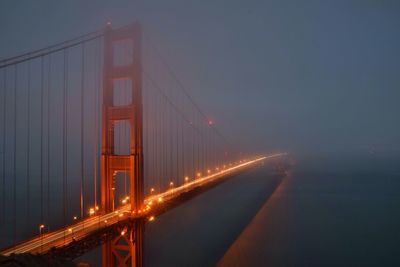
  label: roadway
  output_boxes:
[0,154,285,256]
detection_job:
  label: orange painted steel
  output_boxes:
[101,21,144,267]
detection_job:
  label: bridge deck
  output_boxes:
[0,154,284,256]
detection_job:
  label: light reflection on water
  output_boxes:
[5,156,397,267]
[75,164,282,266]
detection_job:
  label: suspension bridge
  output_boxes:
[0,21,285,266]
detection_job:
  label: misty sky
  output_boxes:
[1,0,399,158]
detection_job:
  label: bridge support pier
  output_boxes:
[101,22,144,267]
[102,219,144,267]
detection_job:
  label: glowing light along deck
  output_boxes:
[145,154,285,205]
[0,154,284,256]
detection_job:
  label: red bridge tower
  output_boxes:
[101,22,144,267]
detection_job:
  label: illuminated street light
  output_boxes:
[39,224,45,235]
[89,208,95,215]
[149,216,155,222]
[39,224,45,253]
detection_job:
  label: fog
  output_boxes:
[1,2,400,266]
[1,0,399,160]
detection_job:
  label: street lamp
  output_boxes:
[89,208,95,215]
[39,224,45,235]
[68,228,73,240]
[39,224,45,252]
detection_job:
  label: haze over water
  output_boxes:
[77,153,400,266]
[1,1,400,266]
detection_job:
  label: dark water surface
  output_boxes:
[218,156,400,267]
[6,155,399,267]
[75,163,281,266]
[143,155,400,267]
[144,164,281,267]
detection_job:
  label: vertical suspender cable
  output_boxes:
[209,123,212,168]
[97,38,103,209]
[63,49,68,241]
[47,55,51,228]
[143,79,147,194]
[206,122,208,170]
[124,80,127,197]
[158,93,162,188]
[159,94,163,185]
[175,91,179,184]
[40,56,44,225]
[169,91,173,183]
[200,120,203,173]
[162,96,166,184]
[93,39,100,209]
[26,62,31,227]
[200,118,203,172]
[205,121,208,171]
[209,125,211,168]
[1,69,6,224]
[80,44,85,219]
[162,95,166,185]
[196,114,199,176]
[152,87,156,191]
[195,114,198,176]
[154,90,158,189]
[179,95,186,179]
[191,109,195,179]
[13,65,17,246]
[149,85,152,190]
[160,93,164,187]
[159,93,163,188]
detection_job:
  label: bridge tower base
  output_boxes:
[101,219,144,267]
